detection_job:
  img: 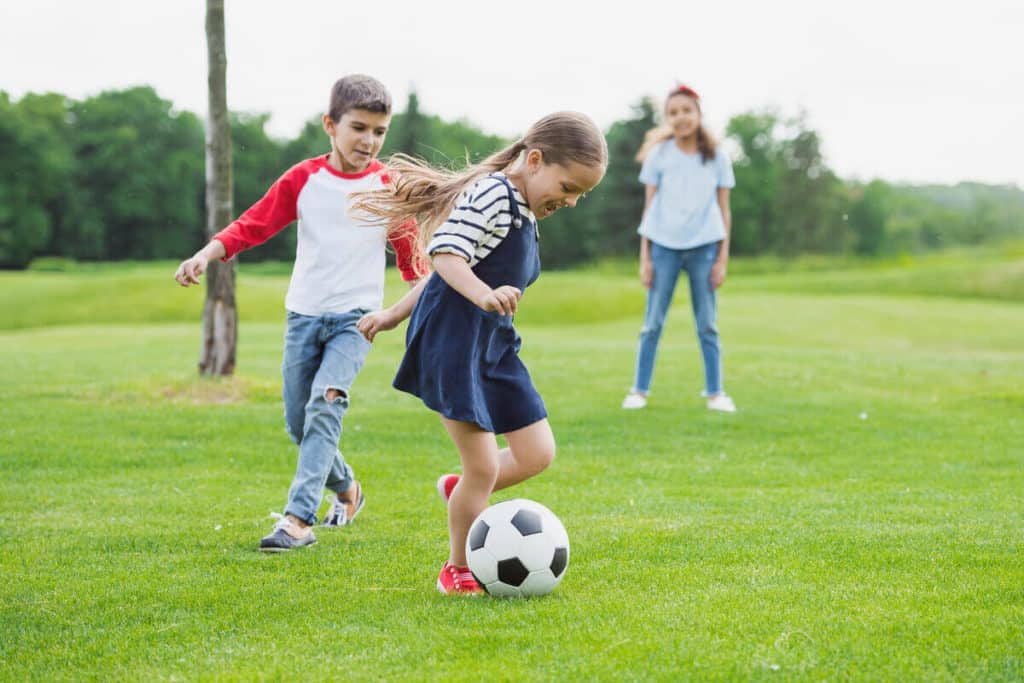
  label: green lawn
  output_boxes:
[1,256,1021,681]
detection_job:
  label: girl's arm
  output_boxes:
[710,187,732,289]
[433,254,520,315]
[639,185,658,288]
[357,275,429,342]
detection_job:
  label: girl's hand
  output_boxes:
[480,285,521,316]
[174,254,209,287]
[640,258,654,289]
[357,309,399,342]
[710,260,727,290]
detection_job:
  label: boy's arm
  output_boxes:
[174,239,226,287]
[213,165,305,260]
[388,218,426,282]
[175,164,305,287]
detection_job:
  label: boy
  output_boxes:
[174,74,421,551]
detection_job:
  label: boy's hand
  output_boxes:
[479,285,521,316]
[358,309,400,342]
[175,255,209,287]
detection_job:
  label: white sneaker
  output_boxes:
[621,392,648,409]
[706,394,736,413]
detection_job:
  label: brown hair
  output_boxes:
[353,111,608,269]
[636,87,717,164]
[327,74,392,122]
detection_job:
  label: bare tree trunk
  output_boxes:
[201,0,236,376]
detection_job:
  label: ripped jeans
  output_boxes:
[281,309,371,525]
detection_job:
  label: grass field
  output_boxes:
[1,252,1022,681]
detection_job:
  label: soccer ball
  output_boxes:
[465,498,570,598]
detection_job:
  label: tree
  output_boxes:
[726,110,849,255]
[539,98,656,267]
[70,87,204,260]
[726,111,783,254]
[848,180,889,255]
[201,0,236,376]
[232,112,293,261]
[0,92,74,267]
[388,88,425,157]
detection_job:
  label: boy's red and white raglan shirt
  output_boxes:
[213,156,420,315]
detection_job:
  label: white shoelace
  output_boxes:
[269,512,294,532]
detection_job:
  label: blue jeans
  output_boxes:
[282,309,371,525]
[632,240,723,396]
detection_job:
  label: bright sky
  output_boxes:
[3,0,1021,186]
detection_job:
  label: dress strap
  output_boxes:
[490,174,524,230]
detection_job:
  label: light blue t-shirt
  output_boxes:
[637,140,735,250]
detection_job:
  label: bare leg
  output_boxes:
[441,417,557,566]
[441,416,500,567]
[493,419,556,491]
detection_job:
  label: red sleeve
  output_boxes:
[212,162,312,260]
[388,218,424,281]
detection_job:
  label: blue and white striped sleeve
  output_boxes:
[428,177,513,265]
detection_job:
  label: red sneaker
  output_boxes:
[436,474,460,504]
[436,561,483,595]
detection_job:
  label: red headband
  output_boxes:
[670,84,700,100]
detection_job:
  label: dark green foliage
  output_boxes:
[70,87,205,261]
[1,87,1022,269]
[231,112,294,261]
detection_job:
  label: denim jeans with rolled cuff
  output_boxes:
[281,309,371,525]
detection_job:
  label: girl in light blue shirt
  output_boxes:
[622,84,737,413]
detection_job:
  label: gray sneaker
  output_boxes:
[259,514,317,552]
[321,481,365,527]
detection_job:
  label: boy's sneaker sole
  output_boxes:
[259,526,317,553]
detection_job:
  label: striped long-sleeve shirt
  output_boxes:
[427,173,534,267]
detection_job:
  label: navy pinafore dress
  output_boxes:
[393,175,546,434]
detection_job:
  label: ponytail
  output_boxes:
[352,111,607,271]
[351,139,528,274]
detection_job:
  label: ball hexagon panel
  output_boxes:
[466,546,499,586]
[516,533,557,571]
[519,570,559,596]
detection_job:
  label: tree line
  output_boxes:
[2,86,1021,269]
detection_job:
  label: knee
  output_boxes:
[696,320,719,340]
[538,443,555,473]
[464,455,500,485]
[639,322,663,338]
[324,387,348,405]
[527,440,556,476]
[304,392,344,435]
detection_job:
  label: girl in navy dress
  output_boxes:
[354,112,607,594]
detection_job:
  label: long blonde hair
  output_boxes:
[636,86,717,164]
[353,111,608,270]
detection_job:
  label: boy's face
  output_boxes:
[323,108,391,174]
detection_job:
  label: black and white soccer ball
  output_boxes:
[465,498,570,598]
